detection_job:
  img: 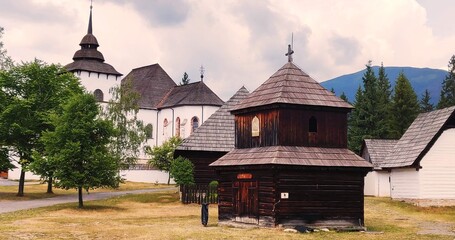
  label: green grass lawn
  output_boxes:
[1,192,455,240]
[0,181,171,201]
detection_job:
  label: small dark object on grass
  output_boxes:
[295,225,313,233]
[201,203,209,226]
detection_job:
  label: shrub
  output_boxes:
[170,156,194,186]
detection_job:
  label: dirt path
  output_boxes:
[0,187,177,214]
[417,221,455,236]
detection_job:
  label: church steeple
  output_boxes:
[65,2,122,76]
[73,3,104,62]
[88,3,93,34]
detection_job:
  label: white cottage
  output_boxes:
[365,106,455,206]
[362,139,398,197]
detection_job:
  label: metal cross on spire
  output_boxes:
[88,0,93,34]
[200,65,205,82]
[285,44,294,63]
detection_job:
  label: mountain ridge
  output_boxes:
[321,66,447,105]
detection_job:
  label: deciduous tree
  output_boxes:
[0,27,13,70]
[146,136,182,184]
[170,156,194,186]
[0,60,82,196]
[42,93,120,208]
[103,78,146,169]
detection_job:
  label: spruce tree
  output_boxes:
[420,89,434,113]
[180,72,190,85]
[390,72,420,138]
[376,63,392,138]
[348,86,370,153]
[437,55,455,109]
[340,92,349,103]
[348,61,381,153]
[362,61,381,136]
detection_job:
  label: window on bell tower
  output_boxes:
[309,116,317,133]
[252,116,260,137]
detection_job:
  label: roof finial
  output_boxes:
[200,65,205,82]
[285,44,294,63]
[88,0,93,34]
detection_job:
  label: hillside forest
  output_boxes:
[345,56,455,153]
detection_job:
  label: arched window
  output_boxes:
[145,124,153,139]
[309,116,318,133]
[163,118,168,135]
[252,116,260,137]
[191,116,199,133]
[94,89,104,102]
[175,117,181,137]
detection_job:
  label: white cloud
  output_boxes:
[1,0,455,100]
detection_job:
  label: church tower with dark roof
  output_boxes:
[65,4,122,103]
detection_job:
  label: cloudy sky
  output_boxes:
[1,0,454,100]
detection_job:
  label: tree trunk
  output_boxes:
[78,186,83,208]
[46,176,53,194]
[168,172,170,185]
[17,170,25,197]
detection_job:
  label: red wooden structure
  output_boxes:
[210,51,372,229]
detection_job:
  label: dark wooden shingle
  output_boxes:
[177,87,249,152]
[157,81,224,109]
[232,62,352,111]
[121,64,177,109]
[210,146,371,168]
[382,106,455,168]
[362,139,398,168]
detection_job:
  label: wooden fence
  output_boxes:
[180,185,218,204]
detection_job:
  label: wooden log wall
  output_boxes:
[216,168,366,228]
[235,109,279,148]
[278,109,348,148]
[275,170,365,227]
[235,108,348,149]
[175,150,226,185]
[216,170,277,226]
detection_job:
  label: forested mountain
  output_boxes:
[321,67,446,104]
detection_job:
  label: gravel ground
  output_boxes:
[0,178,40,186]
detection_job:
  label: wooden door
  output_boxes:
[233,181,258,220]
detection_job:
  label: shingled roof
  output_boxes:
[176,87,249,152]
[122,64,177,109]
[157,81,224,109]
[65,5,122,76]
[210,146,372,168]
[382,106,455,168]
[362,139,398,169]
[232,62,352,112]
[65,60,121,76]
